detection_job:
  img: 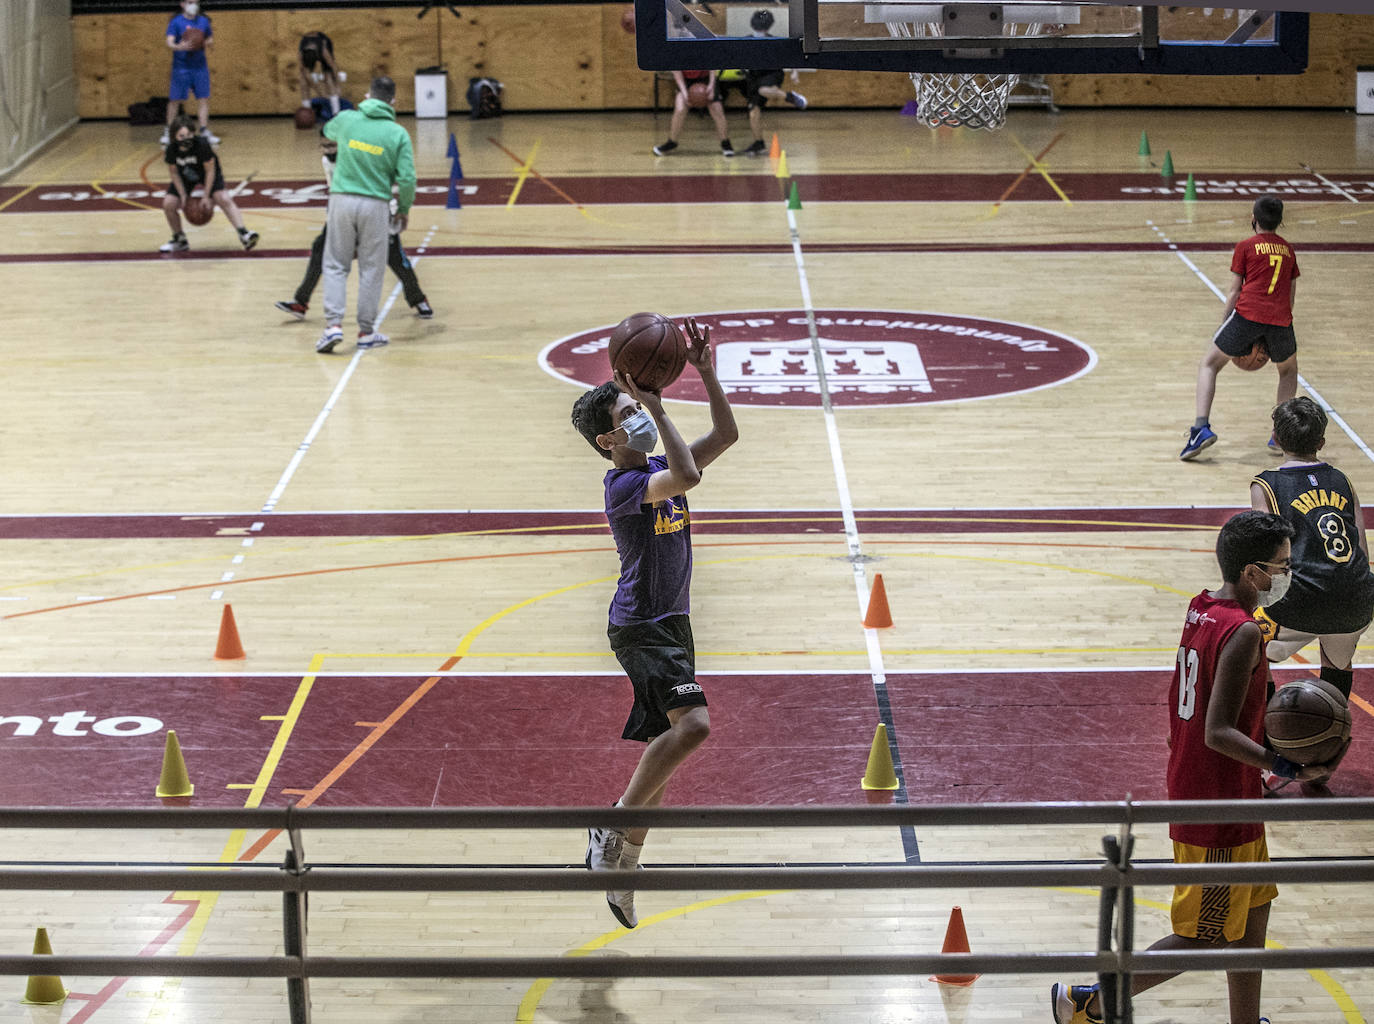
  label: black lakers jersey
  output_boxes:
[1253,462,1374,633]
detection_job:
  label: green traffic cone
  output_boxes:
[1161,150,1174,177]
[787,181,801,210]
[1184,172,1197,201]
[1138,130,1150,156]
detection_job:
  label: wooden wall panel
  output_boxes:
[71,8,1374,119]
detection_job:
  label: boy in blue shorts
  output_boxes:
[162,1,218,146]
[569,317,739,929]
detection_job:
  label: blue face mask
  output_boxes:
[619,409,658,453]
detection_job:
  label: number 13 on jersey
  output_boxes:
[1176,646,1200,720]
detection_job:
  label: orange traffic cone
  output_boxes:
[155,730,195,798]
[21,928,68,1005]
[862,574,893,628]
[214,603,245,660]
[769,132,780,160]
[930,906,979,986]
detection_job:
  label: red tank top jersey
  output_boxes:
[1167,591,1267,847]
[1230,232,1299,326]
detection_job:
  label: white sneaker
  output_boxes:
[159,234,188,253]
[158,129,170,146]
[316,326,344,354]
[585,826,626,873]
[200,127,220,145]
[355,331,389,349]
[606,872,639,929]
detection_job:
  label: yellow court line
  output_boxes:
[506,139,542,209]
[236,653,325,807]
[92,149,161,212]
[516,890,790,1023]
[0,143,104,213]
[1008,132,1073,205]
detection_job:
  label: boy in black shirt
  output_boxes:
[160,114,259,253]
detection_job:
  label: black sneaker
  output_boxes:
[414,300,434,319]
[275,300,307,320]
[159,234,188,253]
[240,229,259,251]
[721,139,735,157]
[744,139,767,156]
[786,90,808,109]
[652,140,678,156]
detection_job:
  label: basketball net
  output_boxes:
[888,19,1046,131]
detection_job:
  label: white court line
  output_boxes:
[1147,220,1374,467]
[258,223,441,519]
[1300,163,1360,204]
[784,204,888,689]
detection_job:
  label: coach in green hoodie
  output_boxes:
[316,75,417,354]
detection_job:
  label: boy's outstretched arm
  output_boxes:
[683,318,739,470]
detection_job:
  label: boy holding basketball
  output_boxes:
[1180,195,1300,460]
[1251,396,1373,792]
[160,114,258,253]
[162,0,217,146]
[1052,510,1345,1024]
[569,317,738,929]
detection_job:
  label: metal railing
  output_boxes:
[2,800,1373,1024]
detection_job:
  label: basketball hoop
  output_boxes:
[882,4,1051,130]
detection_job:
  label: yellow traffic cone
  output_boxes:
[21,928,68,1005]
[155,730,194,798]
[860,723,899,790]
[775,150,789,179]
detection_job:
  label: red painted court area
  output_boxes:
[1,670,1368,808]
[4,171,1373,215]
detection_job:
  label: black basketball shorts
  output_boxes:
[1213,310,1297,363]
[608,614,707,742]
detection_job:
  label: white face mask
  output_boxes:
[1264,567,1292,605]
[619,409,658,453]
[184,2,199,16]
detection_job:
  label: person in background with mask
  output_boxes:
[162,0,217,146]
[568,317,738,932]
[298,30,342,118]
[1250,396,1374,794]
[159,114,258,252]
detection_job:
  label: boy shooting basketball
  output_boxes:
[1051,509,1346,1024]
[1251,396,1373,793]
[1180,195,1300,461]
[569,318,738,929]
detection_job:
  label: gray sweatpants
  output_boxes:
[322,192,391,335]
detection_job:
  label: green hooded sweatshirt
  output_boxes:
[323,97,416,214]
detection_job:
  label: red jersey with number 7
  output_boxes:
[1231,231,1299,326]
[1167,590,1267,848]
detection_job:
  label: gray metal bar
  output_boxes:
[2,799,1371,830]
[1225,11,1274,44]
[0,948,1370,980]
[3,860,1372,892]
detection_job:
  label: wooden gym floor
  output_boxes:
[1,106,1373,1023]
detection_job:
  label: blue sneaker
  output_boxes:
[1051,982,1103,1024]
[1268,435,1282,454]
[1179,424,1217,461]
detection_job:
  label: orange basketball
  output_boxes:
[184,195,214,226]
[1232,342,1269,371]
[687,82,711,109]
[1265,678,1351,765]
[294,106,316,130]
[608,312,688,392]
[182,27,205,51]
[620,4,636,33]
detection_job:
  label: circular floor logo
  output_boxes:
[540,309,1096,407]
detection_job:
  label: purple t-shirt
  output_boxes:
[604,455,692,626]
